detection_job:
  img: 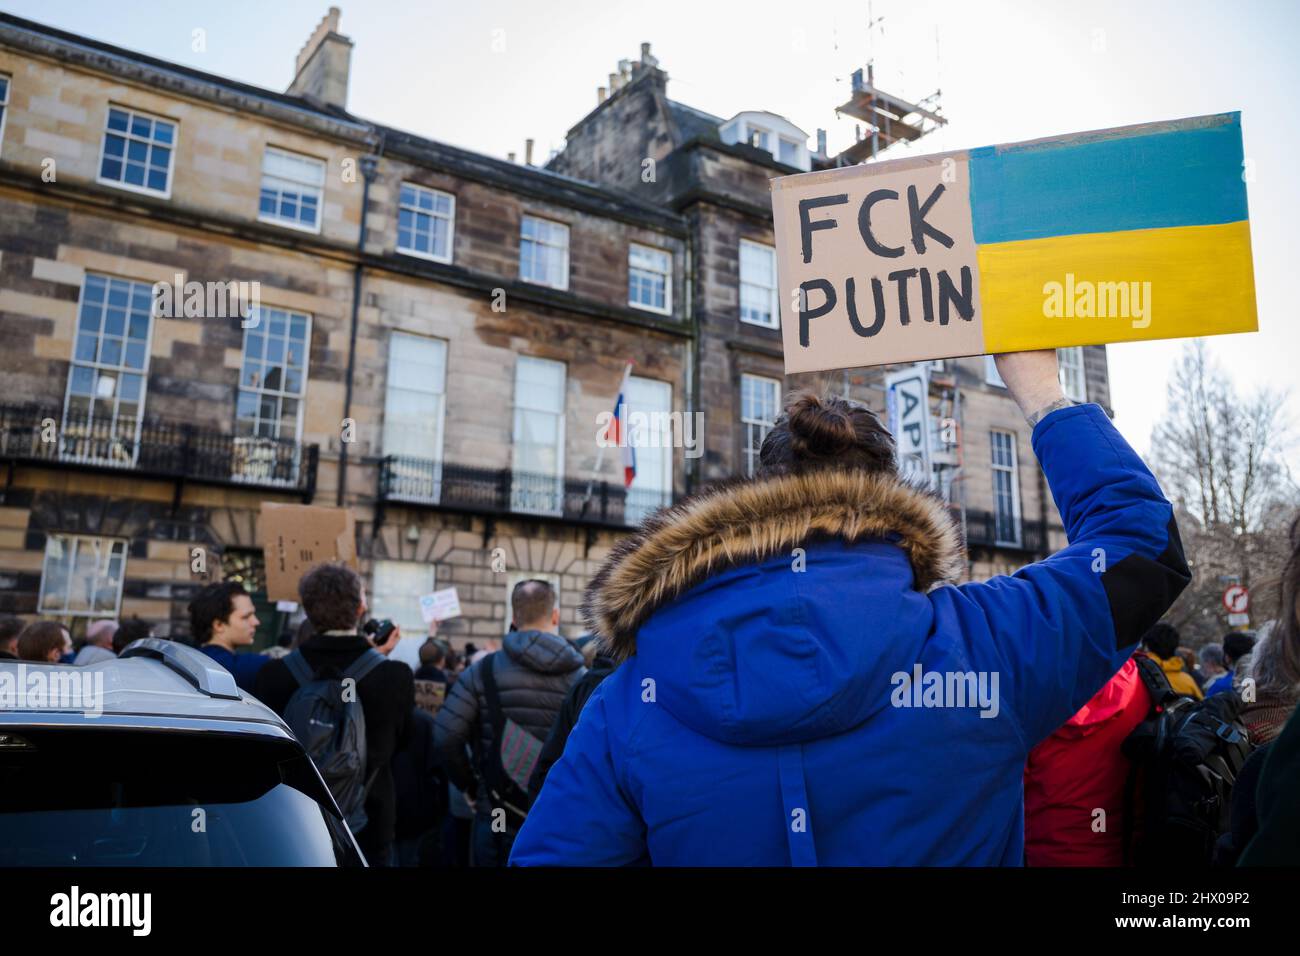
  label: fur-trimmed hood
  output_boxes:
[583,469,965,661]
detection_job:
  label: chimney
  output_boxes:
[597,85,607,103]
[816,128,827,155]
[608,72,621,93]
[287,7,353,111]
[525,139,534,165]
[640,42,658,68]
[618,58,632,81]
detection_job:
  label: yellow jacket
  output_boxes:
[1144,652,1204,700]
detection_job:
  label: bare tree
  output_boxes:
[1150,342,1297,645]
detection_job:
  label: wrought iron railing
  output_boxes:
[960,507,1047,554]
[0,404,318,496]
[378,456,672,529]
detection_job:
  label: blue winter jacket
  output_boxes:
[511,404,1189,866]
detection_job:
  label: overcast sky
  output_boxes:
[4,0,1296,466]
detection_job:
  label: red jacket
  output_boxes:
[1023,658,1152,866]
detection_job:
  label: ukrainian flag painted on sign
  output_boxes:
[769,112,1259,374]
[970,113,1255,352]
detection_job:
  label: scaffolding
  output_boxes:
[834,63,947,165]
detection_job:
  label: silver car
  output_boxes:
[0,639,365,866]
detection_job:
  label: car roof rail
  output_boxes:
[119,638,242,700]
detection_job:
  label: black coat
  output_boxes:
[392,707,446,840]
[1241,706,1300,864]
[253,631,414,865]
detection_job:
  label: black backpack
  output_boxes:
[282,648,386,834]
[1122,654,1252,866]
[479,652,544,832]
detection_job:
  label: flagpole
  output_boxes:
[581,360,634,519]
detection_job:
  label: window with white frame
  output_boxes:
[628,243,672,315]
[98,105,176,196]
[778,137,800,165]
[741,373,781,477]
[0,75,10,155]
[748,126,771,151]
[520,215,569,289]
[625,376,673,524]
[63,273,154,465]
[991,430,1021,546]
[512,356,566,515]
[397,183,455,263]
[383,332,448,502]
[38,534,127,620]
[1057,346,1086,402]
[371,559,436,638]
[259,147,326,232]
[985,355,1006,388]
[236,307,310,441]
[740,239,779,329]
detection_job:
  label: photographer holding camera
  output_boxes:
[254,562,415,866]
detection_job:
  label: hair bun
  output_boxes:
[786,392,857,457]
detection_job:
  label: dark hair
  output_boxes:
[188,582,249,644]
[758,390,896,478]
[1223,631,1257,664]
[112,617,153,655]
[419,638,448,667]
[16,621,68,662]
[0,614,23,652]
[298,563,363,632]
[512,579,557,627]
[1142,622,1180,660]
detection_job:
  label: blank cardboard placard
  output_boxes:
[770,112,1257,373]
[260,503,358,602]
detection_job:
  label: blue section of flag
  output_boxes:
[969,113,1248,244]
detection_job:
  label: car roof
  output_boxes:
[0,639,288,733]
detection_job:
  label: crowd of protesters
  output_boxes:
[2,350,1297,866]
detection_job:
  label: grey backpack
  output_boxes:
[282,648,386,834]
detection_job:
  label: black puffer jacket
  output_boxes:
[433,629,584,810]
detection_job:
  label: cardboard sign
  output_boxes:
[770,112,1257,373]
[419,587,462,623]
[259,503,357,602]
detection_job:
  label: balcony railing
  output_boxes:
[378,456,672,530]
[0,404,318,497]
[960,508,1047,555]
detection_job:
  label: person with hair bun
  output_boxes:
[513,350,1190,867]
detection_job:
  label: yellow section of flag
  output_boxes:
[977,220,1257,353]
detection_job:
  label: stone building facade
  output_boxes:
[0,11,1113,648]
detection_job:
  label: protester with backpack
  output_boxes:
[511,350,1191,866]
[1137,623,1203,700]
[254,562,414,867]
[433,579,584,866]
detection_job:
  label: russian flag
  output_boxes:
[609,362,636,488]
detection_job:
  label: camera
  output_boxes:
[362,618,396,646]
